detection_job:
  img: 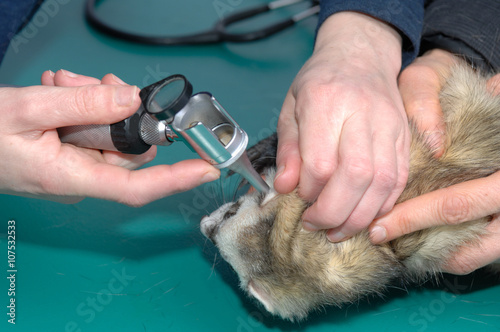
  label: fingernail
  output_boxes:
[424,131,445,153]
[275,165,285,180]
[61,69,78,78]
[115,86,138,107]
[327,230,348,243]
[111,74,128,86]
[47,70,55,77]
[302,221,320,232]
[201,170,220,184]
[370,225,387,244]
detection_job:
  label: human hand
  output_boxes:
[274,12,410,242]
[397,49,458,157]
[0,69,219,205]
[370,68,500,274]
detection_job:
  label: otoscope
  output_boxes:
[57,74,270,193]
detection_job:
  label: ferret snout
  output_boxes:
[200,216,215,240]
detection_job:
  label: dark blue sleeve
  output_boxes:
[421,0,500,73]
[317,0,425,69]
[0,0,43,66]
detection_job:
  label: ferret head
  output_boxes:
[201,170,400,321]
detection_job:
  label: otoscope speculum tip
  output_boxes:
[228,151,270,193]
[169,92,269,193]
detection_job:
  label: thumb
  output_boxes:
[370,171,500,244]
[398,65,446,157]
[68,159,220,207]
[274,92,300,194]
[6,84,140,131]
[487,73,500,96]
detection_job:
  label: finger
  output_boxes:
[102,145,157,170]
[302,113,372,230]
[378,135,410,218]
[41,70,56,86]
[399,64,446,157]
[274,92,300,194]
[52,69,102,86]
[101,73,129,86]
[442,216,500,274]
[487,73,500,96]
[326,128,402,241]
[6,84,141,130]
[294,89,342,202]
[370,171,500,243]
[72,159,220,206]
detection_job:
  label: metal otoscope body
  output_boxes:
[57,75,270,193]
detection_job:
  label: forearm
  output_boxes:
[315,11,403,78]
[317,0,425,68]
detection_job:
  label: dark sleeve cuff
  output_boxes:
[421,0,500,73]
[0,0,43,65]
[317,0,425,69]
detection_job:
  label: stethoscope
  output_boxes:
[84,0,319,45]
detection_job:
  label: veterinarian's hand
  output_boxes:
[370,72,500,274]
[398,49,458,157]
[275,12,410,242]
[0,70,219,205]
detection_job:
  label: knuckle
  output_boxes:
[344,157,373,184]
[438,192,471,225]
[297,81,344,106]
[394,212,416,236]
[276,141,298,159]
[445,255,478,275]
[72,86,96,116]
[307,201,341,229]
[72,85,111,118]
[121,193,148,208]
[373,168,398,192]
[377,198,398,218]
[344,214,373,234]
[303,157,335,183]
[277,113,295,130]
[119,177,151,207]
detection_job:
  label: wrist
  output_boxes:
[315,11,403,77]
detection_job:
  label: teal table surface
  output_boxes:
[1,1,499,331]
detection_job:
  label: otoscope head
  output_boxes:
[141,74,269,193]
[170,93,269,193]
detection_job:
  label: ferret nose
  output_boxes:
[200,218,218,243]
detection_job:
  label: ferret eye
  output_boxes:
[257,192,268,206]
[223,201,241,220]
[257,193,274,206]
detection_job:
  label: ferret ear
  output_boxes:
[248,280,275,314]
[247,133,278,174]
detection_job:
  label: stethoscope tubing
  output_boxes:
[84,0,319,45]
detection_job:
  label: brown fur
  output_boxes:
[200,63,500,321]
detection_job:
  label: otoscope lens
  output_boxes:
[140,74,193,122]
[151,78,184,110]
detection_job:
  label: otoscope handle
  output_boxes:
[58,108,172,154]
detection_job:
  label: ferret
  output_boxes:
[200,63,500,321]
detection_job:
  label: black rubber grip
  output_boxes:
[110,112,151,154]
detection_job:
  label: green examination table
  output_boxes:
[1,1,499,331]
